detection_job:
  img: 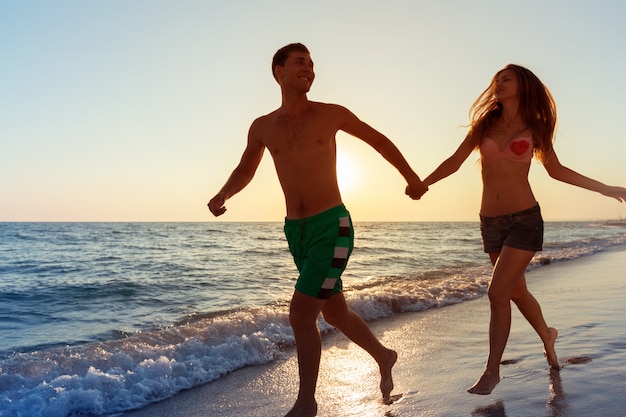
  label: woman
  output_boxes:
[424,64,626,395]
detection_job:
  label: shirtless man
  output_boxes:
[208,43,427,417]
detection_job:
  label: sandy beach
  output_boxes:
[120,245,626,417]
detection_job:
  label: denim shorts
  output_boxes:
[480,204,543,253]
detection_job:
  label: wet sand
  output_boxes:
[120,245,626,417]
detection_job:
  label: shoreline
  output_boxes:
[120,245,626,417]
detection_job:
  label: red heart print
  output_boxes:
[509,140,530,155]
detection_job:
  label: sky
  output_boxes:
[1,0,625,222]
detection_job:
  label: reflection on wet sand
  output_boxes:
[546,368,569,417]
[471,368,569,417]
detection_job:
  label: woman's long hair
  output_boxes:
[467,64,557,162]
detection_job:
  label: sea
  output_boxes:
[1,221,625,417]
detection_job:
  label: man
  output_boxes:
[208,43,427,417]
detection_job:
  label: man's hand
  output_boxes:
[208,192,228,216]
[405,180,428,200]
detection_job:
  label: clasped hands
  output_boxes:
[405,180,429,200]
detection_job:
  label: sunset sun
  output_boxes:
[336,149,360,194]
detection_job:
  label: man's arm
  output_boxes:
[208,123,266,216]
[338,107,427,199]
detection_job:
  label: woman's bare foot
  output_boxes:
[379,349,398,402]
[544,327,560,370]
[467,370,500,395]
[284,398,317,417]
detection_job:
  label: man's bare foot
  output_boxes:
[467,371,500,395]
[379,348,398,402]
[544,327,560,370]
[284,398,317,417]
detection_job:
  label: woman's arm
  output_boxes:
[543,150,626,202]
[424,135,475,187]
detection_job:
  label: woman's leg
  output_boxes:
[468,246,535,395]
[511,275,560,369]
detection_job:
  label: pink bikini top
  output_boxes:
[480,136,534,163]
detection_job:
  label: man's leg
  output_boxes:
[321,292,397,401]
[285,290,325,417]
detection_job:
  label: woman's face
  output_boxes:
[494,69,519,102]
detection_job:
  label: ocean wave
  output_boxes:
[0,265,495,417]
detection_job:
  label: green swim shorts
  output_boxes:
[283,204,354,299]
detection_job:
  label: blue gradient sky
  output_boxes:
[2,1,625,221]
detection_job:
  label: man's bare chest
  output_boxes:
[265,118,337,154]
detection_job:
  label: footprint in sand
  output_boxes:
[382,393,405,405]
[563,356,593,365]
[472,400,506,417]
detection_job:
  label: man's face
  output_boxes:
[278,51,315,92]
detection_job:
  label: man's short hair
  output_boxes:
[272,43,309,81]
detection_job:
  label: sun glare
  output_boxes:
[337,149,360,194]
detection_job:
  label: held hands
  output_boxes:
[208,192,228,217]
[405,178,428,200]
